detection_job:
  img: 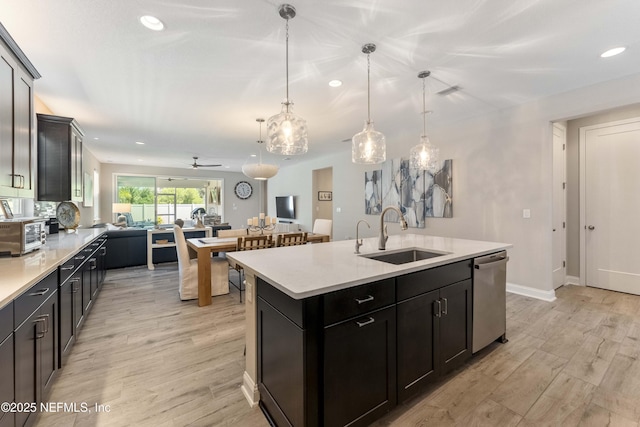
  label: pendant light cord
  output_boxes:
[285,19,290,110]
[422,77,426,136]
[367,52,371,124]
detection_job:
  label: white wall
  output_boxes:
[98,163,261,229]
[267,72,640,294]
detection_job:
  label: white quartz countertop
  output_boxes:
[0,228,105,309]
[227,233,512,299]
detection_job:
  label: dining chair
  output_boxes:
[312,219,332,240]
[174,225,229,300]
[217,228,248,238]
[230,234,273,302]
[275,232,307,247]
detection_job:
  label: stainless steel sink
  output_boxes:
[361,248,449,265]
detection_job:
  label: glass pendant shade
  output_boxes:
[410,70,439,170]
[267,4,308,156]
[267,101,308,156]
[352,43,386,164]
[410,135,439,171]
[352,121,386,164]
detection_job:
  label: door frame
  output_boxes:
[552,123,567,289]
[579,116,640,286]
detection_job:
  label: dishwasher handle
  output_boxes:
[474,256,509,270]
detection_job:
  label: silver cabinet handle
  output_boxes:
[354,295,374,304]
[41,313,50,333]
[356,317,375,327]
[434,300,442,317]
[34,317,46,338]
[29,288,49,297]
[61,264,75,271]
[442,298,448,315]
[90,259,97,270]
[75,255,86,260]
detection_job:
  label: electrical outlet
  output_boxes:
[523,209,531,219]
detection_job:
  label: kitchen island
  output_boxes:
[227,233,511,427]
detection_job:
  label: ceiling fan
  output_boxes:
[190,157,221,169]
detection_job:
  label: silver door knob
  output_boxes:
[588,225,595,230]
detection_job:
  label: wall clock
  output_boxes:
[234,181,253,199]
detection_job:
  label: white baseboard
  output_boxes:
[506,282,557,302]
[241,371,260,407]
[565,275,581,285]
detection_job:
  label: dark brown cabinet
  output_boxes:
[323,306,396,427]
[36,113,84,202]
[257,259,474,426]
[396,261,473,403]
[257,277,396,427]
[59,266,81,365]
[14,271,58,427]
[0,25,39,199]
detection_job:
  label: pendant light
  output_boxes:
[267,4,308,156]
[242,118,279,180]
[352,43,386,164]
[409,71,439,170]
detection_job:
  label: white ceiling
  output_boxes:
[2,0,639,172]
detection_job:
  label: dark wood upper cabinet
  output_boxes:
[37,113,84,202]
[0,24,39,199]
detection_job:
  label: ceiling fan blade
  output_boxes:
[197,164,222,167]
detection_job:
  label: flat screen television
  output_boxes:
[275,196,295,219]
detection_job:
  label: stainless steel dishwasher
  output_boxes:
[472,251,509,353]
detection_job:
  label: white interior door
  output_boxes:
[583,118,640,295]
[552,124,566,289]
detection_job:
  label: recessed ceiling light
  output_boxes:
[224,166,230,169]
[140,15,164,31]
[138,159,143,162]
[329,80,343,87]
[94,137,99,140]
[601,47,626,58]
[250,154,257,157]
[135,141,145,145]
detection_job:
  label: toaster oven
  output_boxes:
[0,218,46,256]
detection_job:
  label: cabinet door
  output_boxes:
[70,127,83,201]
[397,290,439,402]
[59,274,80,364]
[438,280,472,374]
[82,260,92,314]
[14,72,34,197]
[0,334,14,427]
[73,270,84,331]
[39,291,58,396]
[323,306,396,427]
[0,51,15,194]
[14,311,38,427]
[90,256,99,298]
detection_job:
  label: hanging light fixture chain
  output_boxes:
[367,52,371,124]
[422,76,426,136]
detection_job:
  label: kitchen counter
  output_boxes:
[0,228,105,309]
[227,233,512,412]
[227,233,511,299]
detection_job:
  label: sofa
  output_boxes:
[104,225,231,269]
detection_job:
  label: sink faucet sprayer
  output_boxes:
[354,219,371,254]
[379,206,408,250]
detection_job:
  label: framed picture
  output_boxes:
[0,199,13,219]
[318,191,332,201]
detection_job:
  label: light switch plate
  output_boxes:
[523,209,531,219]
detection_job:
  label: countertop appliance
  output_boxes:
[0,218,46,256]
[472,251,509,353]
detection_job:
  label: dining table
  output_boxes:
[186,232,330,306]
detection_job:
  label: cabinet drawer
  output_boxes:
[323,278,395,326]
[59,256,77,283]
[0,302,13,342]
[14,270,57,328]
[397,260,472,301]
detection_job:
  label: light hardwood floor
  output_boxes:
[36,266,640,426]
